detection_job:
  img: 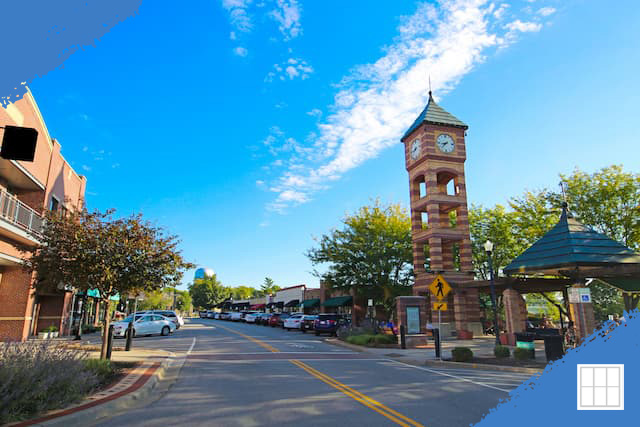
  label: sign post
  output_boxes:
[429,275,451,360]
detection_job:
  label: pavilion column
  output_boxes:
[569,284,596,342]
[503,288,527,346]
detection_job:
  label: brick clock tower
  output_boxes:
[401,92,482,338]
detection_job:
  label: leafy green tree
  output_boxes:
[306,200,413,321]
[189,274,229,309]
[138,289,172,310]
[230,285,258,300]
[25,209,193,359]
[260,277,280,296]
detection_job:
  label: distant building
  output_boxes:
[0,90,87,341]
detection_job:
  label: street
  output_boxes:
[95,319,533,427]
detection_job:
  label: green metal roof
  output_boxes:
[504,205,640,275]
[402,92,468,140]
[322,295,353,307]
[594,278,640,293]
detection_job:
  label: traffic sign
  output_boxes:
[429,274,452,300]
[568,288,592,304]
[432,302,448,311]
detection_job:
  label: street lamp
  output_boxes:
[484,240,501,346]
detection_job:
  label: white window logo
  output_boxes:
[577,364,624,410]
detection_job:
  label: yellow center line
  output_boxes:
[211,321,424,427]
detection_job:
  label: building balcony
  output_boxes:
[0,190,43,244]
[413,193,463,213]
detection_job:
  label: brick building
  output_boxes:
[0,90,87,341]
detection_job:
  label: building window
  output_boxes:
[49,196,59,212]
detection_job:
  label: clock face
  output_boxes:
[410,139,421,160]
[436,134,455,153]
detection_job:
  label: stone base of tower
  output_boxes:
[413,271,480,339]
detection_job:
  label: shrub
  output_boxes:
[345,334,397,347]
[494,345,510,358]
[514,348,534,360]
[84,358,118,386]
[0,341,100,424]
[451,347,473,362]
[44,325,58,333]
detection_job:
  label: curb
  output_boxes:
[14,352,182,427]
[324,338,542,374]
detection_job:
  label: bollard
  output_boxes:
[434,328,441,359]
[125,321,134,351]
[106,325,114,360]
[400,324,406,349]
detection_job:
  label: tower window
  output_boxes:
[421,212,429,230]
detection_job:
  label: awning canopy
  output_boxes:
[284,299,300,307]
[77,289,120,301]
[250,303,266,309]
[267,302,284,308]
[301,298,320,308]
[322,296,352,307]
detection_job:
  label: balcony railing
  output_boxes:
[0,190,43,236]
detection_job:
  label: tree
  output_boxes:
[189,274,229,309]
[230,285,258,300]
[306,201,413,321]
[25,209,193,359]
[260,277,280,296]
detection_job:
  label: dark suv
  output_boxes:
[314,314,346,336]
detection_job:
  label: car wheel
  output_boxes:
[302,329,306,334]
[315,331,320,336]
[161,326,170,336]
[331,331,337,337]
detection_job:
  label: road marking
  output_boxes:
[187,337,196,355]
[214,321,424,427]
[388,360,511,393]
[291,360,424,427]
[213,323,280,352]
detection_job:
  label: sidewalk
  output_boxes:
[9,347,180,427]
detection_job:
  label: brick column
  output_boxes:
[453,288,482,339]
[569,285,596,342]
[503,288,527,345]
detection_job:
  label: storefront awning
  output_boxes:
[77,289,120,301]
[322,296,352,307]
[284,299,300,307]
[301,299,320,308]
[267,302,284,308]
[250,303,266,309]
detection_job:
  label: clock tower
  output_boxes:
[402,91,481,338]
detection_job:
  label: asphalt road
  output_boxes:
[95,318,534,427]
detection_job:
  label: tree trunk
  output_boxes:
[623,293,640,313]
[100,299,112,360]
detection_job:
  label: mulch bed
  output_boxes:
[444,357,547,369]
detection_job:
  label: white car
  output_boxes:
[230,312,243,321]
[112,314,176,338]
[149,310,184,329]
[244,312,260,323]
[283,314,305,330]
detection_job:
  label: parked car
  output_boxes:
[301,315,318,333]
[257,313,272,325]
[269,313,291,327]
[213,312,221,320]
[219,312,231,320]
[146,310,184,329]
[245,312,261,323]
[283,314,305,330]
[314,314,346,336]
[198,310,208,318]
[206,311,215,319]
[230,312,243,321]
[112,314,176,338]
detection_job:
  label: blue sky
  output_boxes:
[23,0,640,290]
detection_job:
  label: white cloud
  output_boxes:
[234,46,249,57]
[222,0,253,34]
[307,108,322,118]
[262,0,551,212]
[537,7,556,17]
[269,0,302,40]
[504,20,542,33]
[81,165,91,171]
[265,57,313,82]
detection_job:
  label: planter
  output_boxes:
[457,330,473,340]
[499,334,509,346]
[38,332,50,340]
[50,331,59,338]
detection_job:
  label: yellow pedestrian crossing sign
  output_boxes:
[432,302,448,311]
[429,274,451,300]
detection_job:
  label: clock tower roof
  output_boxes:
[402,92,468,141]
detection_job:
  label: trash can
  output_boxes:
[514,332,535,359]
[543,334,564,361]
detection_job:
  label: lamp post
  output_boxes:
[484,240,500,346]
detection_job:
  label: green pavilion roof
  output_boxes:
[504,205,640,275]
[402,92,468,140]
